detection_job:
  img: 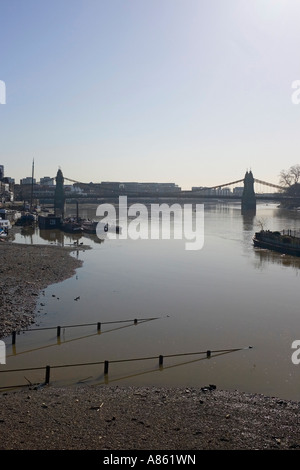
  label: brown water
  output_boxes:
[2,200,300,400]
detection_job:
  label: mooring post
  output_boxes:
[97,322,101,332]
[12,331,16,345]
[104,360,109,375]
[206,350,211,358]
[159,355,164,367]
[134,319,137,325]
[57,326,61,338]
[45,365,50,385]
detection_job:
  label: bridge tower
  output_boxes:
[241,170,256,212]
[54,168,66,218]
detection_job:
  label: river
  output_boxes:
[2,200,300,401]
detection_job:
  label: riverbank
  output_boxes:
[0,384,299,450]
[1,240,300,451]
[0,241,86,338]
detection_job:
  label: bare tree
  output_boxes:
[256,218,267,231]
[279,164,300,187]
[290,164,300,184]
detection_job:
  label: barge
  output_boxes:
[253,230,300,257]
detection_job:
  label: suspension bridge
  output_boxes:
[44,173,283,195]
[40,170,287,204]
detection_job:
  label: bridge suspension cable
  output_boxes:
[197,178,244,191]
[40,176,90,185]
[253,178,285,191]
[44,174,287,193]
[64,176,91,185]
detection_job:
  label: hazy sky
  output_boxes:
[1,0,300,189]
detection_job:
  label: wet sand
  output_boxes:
[0,385,299,451]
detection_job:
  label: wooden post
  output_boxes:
[97,322,101,332]
[134,319,137,325]
[12,331,16,345]
[45,365,50,385]
[104,360,109,375]
[159,355,164,366]
[206,350,211,358]
[57,326,61,338]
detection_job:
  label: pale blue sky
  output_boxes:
[1,0,300,189]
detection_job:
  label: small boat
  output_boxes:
[82,220,122,235]
[0,209,8,219]
[81,220,98,234]
[0,228,7,238]
[38,214,62,230]
[0,219,11,232]
[253,230,300,257]
[61,218,83,233]
[97,221,122,235]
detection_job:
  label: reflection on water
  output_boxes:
[253,249,300,271]
[242,210,256,232]
[1,201,300,400]
[13,223,107,246]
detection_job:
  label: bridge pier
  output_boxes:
[241,170,256,213]
[54,169,66,218]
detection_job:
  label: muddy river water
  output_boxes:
[2,200,300,401]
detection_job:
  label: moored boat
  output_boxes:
[61,218,83,233]
[0,219,12,232]
[0,228,7,238]
[253,230,300,257]
[38,214,62,230]
[82,220,122,235]
[81,220,98,234]
[0,209,8,219]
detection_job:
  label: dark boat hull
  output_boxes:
[253,236,300,257]
[82,221,122,235]
[61,223,83,233]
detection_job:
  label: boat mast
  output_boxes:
[30,158,34,212]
